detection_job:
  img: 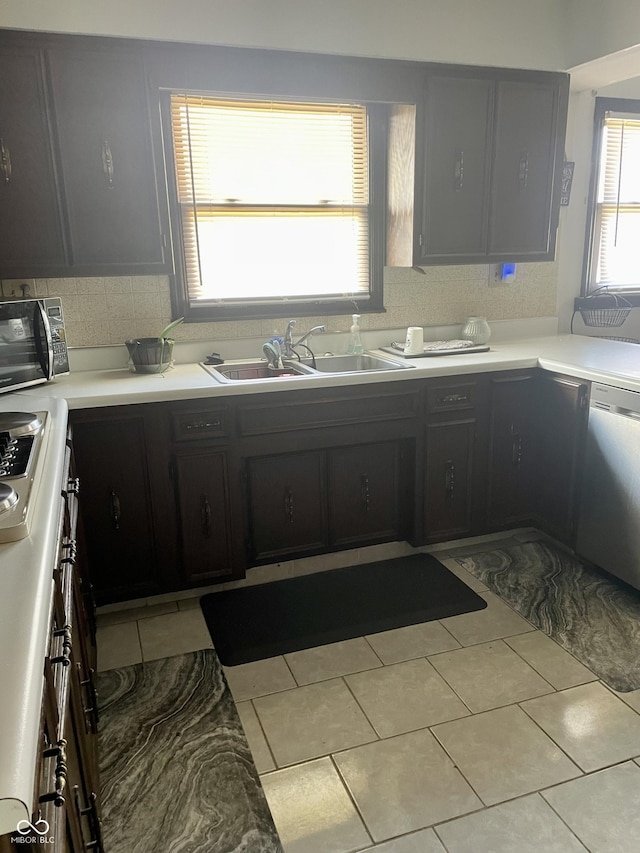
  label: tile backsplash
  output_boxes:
[2,261,558,348]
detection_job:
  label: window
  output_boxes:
[162,93,385,320]
[586,98,640,293]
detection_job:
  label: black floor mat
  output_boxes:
[201,554,487,666]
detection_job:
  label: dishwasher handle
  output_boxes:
[597,404,640,421]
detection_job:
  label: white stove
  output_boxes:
[0,411,51,542]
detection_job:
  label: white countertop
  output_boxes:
[2,331,639,835]
[19,334,640,409]
[0,393,69,837]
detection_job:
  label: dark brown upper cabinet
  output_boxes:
[47,45,168,274]
[0,43,66,276]
[414,69,569,266]
[0,32,170,279]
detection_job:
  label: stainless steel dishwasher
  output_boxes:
[576,382,640,590]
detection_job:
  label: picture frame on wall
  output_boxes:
[560,161,575,206]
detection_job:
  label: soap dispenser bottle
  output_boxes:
[347,314,364,354]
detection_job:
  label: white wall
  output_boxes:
[566,0,640,69]
[0,0,567,70]
[556,90,597,331]
[557,76,640,335]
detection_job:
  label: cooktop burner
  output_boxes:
[0,411,49,541]
[0,412,43,437]
[0,482,17,513]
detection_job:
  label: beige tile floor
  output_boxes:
[96,534,640,852]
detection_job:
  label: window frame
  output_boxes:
[159,91,388,322]
[583,97,640,298]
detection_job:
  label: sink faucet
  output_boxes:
[283,320,297,357]
[282,320,326,357]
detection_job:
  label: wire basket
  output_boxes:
[579,294,632,328]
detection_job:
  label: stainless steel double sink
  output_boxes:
[201,353,413,383]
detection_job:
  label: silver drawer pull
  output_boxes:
[60,538,77,565]
[51,625,72,667]
[40,739,68,807]
[185,419,222,431]
[438,392,470,404]
[66,477,80,496]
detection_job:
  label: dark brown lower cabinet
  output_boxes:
[421,376,488,543]
[483,370,588,544]
[246,440,410,562]
[486,372,538,530]
[173,450,235,584]
[67,370,589,603]
[71,410,163,604]
[424,419,476,541]
[531,372,589,544]
[247,451,328,561]
[328,441,403,547]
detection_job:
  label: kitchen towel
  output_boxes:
[201,554,486,666]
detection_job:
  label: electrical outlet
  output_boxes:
[489,264,515,287]
[1,280,34,299]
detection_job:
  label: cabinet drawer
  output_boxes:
[239,388,418,436]
[171,410,228,441]
[427,381,477,413]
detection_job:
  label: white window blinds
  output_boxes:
[594,113,640,289]
[169,94,370,305]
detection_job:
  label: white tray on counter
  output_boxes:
[381,343,491,358]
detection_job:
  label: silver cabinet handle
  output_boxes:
[50,625,73,667]
[0,138,11,184]
[40,739,68,807]
[110,489,121,530]
[79,665,99,733]
[518,150,529,189]
[101,140,114,188]
[511,432,523,467]
[445,460,455,499]
[73,786,103,851]
[454,149,464,191]
[284,489,294,524]
[201,495,212,537]
[360,474,371,513]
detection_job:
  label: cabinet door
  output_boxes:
[174,451,236,584]
[488,79,562,258]
[532,373,589,543]
[416,75,492,263]
[68,666,102,852]
[247,452,327,561]
[72,416,161,604]
[486,374,537,529]
[328,442,401,547]
[424,419,476,542]
[48,47,165,272]
[0,45,65,275]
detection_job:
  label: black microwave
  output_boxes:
[0,297,69,393]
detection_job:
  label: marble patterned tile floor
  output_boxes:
[96,532,640,852]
